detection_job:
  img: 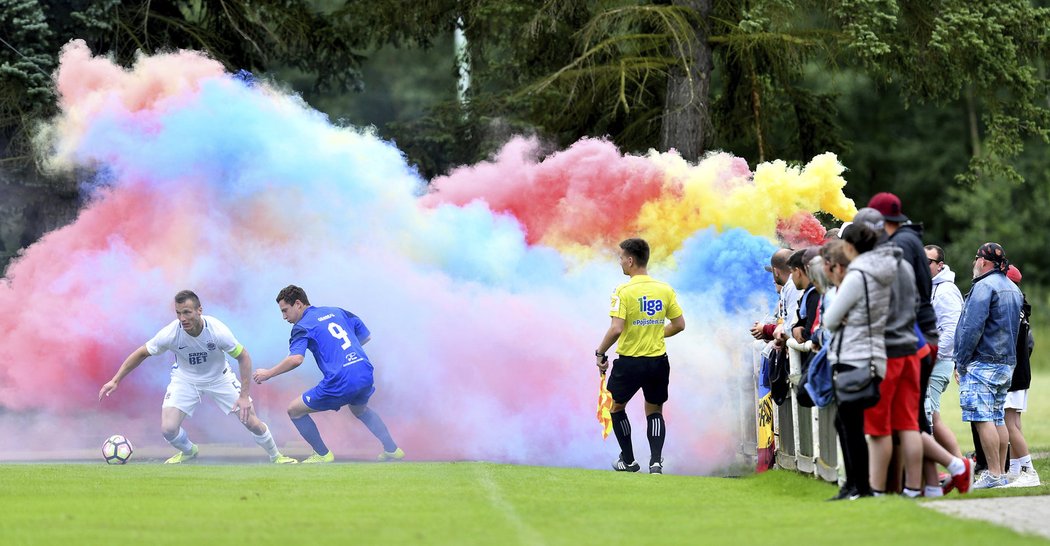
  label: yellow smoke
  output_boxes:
[637,151,857,263]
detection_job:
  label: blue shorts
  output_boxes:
[959,362,1013,426]
[303,384,376,412]
[924,358,954,422]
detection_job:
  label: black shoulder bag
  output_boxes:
[832,271,882,408]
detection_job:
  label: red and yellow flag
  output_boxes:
[597,373,613,439]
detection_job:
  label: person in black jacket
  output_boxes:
[1004,265,1038,486]
[868,193,938,346]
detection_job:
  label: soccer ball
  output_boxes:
[102,435,133,465]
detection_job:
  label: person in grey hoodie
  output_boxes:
[821,229,893,500]
[850,208,924,497]
[924,245,964,458]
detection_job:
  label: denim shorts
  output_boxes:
[924,358,954,422]
[959,362,1013,426]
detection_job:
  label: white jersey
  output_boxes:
[145,315,244,383]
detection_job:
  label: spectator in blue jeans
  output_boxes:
[955,242,1023,489]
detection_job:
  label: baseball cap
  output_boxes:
[851,208,886,233]
[867,192,908,223]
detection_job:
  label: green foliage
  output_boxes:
[76,0,370,93]
[3,0,1050,287]
[0,0,374,168]
[710,0,844,162]
[0,0,55,159]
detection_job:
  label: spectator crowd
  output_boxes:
[752,192,1037,498]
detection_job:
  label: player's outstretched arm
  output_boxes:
[233,348,253,422]
[253,354,304,384]
[99,346,151,401]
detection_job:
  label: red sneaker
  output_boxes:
[941,476,955,495]
[951,457,973,494]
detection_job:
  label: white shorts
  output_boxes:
[163,370,248,417]
[1005,390,1028,412]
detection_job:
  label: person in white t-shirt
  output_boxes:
[99,290,297,464]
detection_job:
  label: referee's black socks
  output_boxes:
[611,410,635,464]
[647,413,665,466]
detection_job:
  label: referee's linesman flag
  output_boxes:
[597,373,613,439]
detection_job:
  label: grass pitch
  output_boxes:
[1,462,1046,545]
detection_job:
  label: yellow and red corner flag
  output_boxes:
[597,372,613,439]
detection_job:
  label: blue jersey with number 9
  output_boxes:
[289,306,374,393]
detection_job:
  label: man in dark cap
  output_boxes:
[867,192,938,348]
[955,243,1024,489]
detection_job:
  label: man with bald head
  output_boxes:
[751,248,798,342]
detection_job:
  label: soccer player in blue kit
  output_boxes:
[253,285,403,463]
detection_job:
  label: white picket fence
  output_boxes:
[748,340,841,482]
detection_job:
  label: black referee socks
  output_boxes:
[611,410,635,464]
[647,413,665,466]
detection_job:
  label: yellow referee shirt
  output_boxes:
[609,275,683,357]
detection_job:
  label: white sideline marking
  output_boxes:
[474,464,546,546]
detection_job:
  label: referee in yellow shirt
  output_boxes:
[596,238,685,474]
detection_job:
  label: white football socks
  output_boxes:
[947,457,966,476]
[168,427,194,453]
[252,425,280,459]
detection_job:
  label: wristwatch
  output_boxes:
[595,351,608,363]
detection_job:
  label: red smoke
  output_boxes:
[423,137,670,246]
[776,212,827,248]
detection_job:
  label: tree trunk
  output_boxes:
[660,0,713,162]
[965,85,981,157]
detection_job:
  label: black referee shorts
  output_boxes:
[607,354,670,405]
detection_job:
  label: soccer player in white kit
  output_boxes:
[99,290,297,464]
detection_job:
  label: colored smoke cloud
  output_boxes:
[0,40,856,473]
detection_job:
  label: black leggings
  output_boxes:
[917,350,934,434]
[835,364,871,495]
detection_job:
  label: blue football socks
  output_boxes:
[291,415,329,456]
[356,408,397,452]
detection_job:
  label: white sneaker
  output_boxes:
[1003,472,1022,488]
[973,473,1009,489]
[1012,469,1042,488]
